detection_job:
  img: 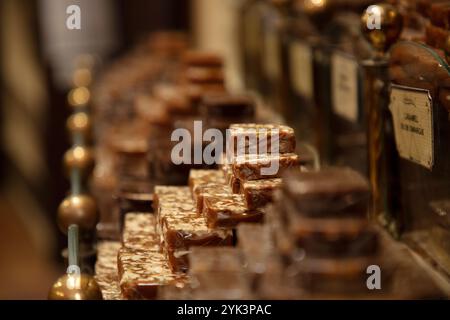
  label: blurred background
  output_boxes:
[0,0,243,299]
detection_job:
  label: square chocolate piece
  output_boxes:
[282,167,369,217]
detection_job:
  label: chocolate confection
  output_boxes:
[232,153,300,181]
[182,51,224,68]
[222,163,242,193]
[425,24,448,49]
[153,186,191,214]
[122,213,159,252]
[193,183,231,213]
[282,167,369,217]
[202,193,264,228]
[95,241,123,300]
[242,178,283,209]
[228,123,296,155]
[430,2,450,29]
[188,169,225,194]
[118,247,187,300]
[185,67,225,84]
[295,256,379,295]
[287,214,379,258]
[199,94,256,119]
[160,201,233,272]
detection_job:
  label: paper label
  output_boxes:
[331,53,359,122]
[289,41,313,99]
[389,85,434,170]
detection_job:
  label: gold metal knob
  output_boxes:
[297,0,328,15]
[64,146,95,177]
[68,86,91,109]
[361,4,403,55]
[57,194,98,234]
[48,273,102,300]
[66,112,92,139]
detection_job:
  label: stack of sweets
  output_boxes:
[154,186,233,273]
[117,213,187,299]
[269,167,382,297]
[221,123,299,210]
[95,241,123,300]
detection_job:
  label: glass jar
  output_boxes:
[384,40,450,275]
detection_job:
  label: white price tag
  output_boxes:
[289,41,313,99]
[389,85,434,170]
[331,53,359,122]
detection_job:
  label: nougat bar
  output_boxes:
[188,169,225,193]
[95,241,123,300]
[203,193,264,228]
[232,153,300,181]
[118,247,186,300]
[153,186,191,218]
[242,178,282,210]
[222,163,241,193]
[122,213,159,251]
[160,201,233,272]
[188,170,227,210]
[193,183,231,213]
[282,167,369,217]
[228,123,296,154]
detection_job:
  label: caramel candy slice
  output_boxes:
[153,186,191,215]
[228,123,296,155]
[222,163,241,194]
[203,193,264,228]
[122,213,159,252]
[232,153,300,181]
[193,183,231,213]
[242,178,282,210]
[160,200,233,272]
[95,241,123,300]
[118,247,186,300]
[282,167,369,217]
[188,169,225,194]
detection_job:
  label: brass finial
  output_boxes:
[63,146,95,177]
[49,225,102,300]
[57,194,98,234]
